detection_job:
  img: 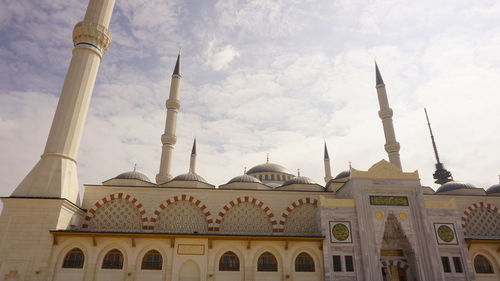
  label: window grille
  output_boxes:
[62,248,84,268]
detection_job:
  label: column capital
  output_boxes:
[72,21,112,55]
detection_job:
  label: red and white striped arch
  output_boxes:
[277,197,318,232]
[461,201,500,235]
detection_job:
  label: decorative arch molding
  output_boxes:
[380,259,409,269]
[278,198,318,232]
[149,194,212,231]
[461,202,500,235]
[82,193,147,230]
[213,196,278,232]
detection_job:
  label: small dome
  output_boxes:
[115,171,151,182]
[486,184,500,194]
[172,172,208,183]
[334,170,350,179]
[228,174,262,184]
[247,162,291,175]
[436,181,478,193]
[282,176,317,186]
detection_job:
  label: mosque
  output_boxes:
[0,0,499,281]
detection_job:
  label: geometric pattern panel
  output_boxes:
[86,199,143,231]
[462,202,500,237]
[154,200,208,233]
[219,202,273,234]
[465,207,500,237]
[283,203,317,234]
[279,197,318,233]
[214,196,277,232]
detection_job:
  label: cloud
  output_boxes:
[204,40,240,71]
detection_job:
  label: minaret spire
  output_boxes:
[156,53,183,183]
[374,62,402,170]
[324,141,333,183]
[189,138,197,173]
[11,0,116,204]
[424,108,453,184]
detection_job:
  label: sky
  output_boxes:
[1,0,500,201]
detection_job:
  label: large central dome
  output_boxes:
[247,162,292,174]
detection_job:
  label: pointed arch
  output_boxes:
[461,202,500,236]
[214,196,277,232]
[82,193,147,231]
[150,194,212,231]
[279,197,318,233]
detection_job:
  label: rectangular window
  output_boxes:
[333,255,342,272]
[345,256,354,272]
[441,257,451,273]
[453,257,463,273]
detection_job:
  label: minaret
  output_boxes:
[156,52,182,183]
[324,141,333,183]
[424,108,453,184]
[11,0,115,204]
[375,62,402,170]
[189,138,197,173]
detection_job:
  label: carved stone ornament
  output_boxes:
[350,159,419,180]
[72,21,112,54]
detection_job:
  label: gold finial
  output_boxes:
[244,167,247,174]
[297,168,300,176]
[133,164,137,172]
[348,161,352,169]
[266,153,269,163]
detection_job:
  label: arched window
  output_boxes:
[258,252,278,272]
[265,175,269,180]
[474,255,494,273]
[271,174,275,180]
[102,249,124,269]
[141,250,163,270]
[219,251,240,271]
[295,252,315,272]
[62,248,84,268]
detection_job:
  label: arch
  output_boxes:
[62,248,85,268]
[82,193,147,230]
[219,251,240,271]
[461,202,500,235]
[279,198,318,233]
[141,250,163,270]
[380,259,409,269]
[102,249,124,269]
[474,254,494,273]
[214,196,278,232]
[294,252,315,272]
[179,260,200,281]
[257,251,278,272]
[150,194,212,231]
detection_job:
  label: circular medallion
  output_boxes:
[399,212,408,220]
[332,223,349,241]
[437,225,454,242]
[375,211,384,219]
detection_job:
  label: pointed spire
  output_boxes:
[324,141,330,159]
[424,108,453,184]
[375,61,384,85]
[173,50,181,76]
[191,137,196,155]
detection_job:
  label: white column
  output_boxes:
[12,0,115,204]
[156,53,182,183]
[375,63,402,170]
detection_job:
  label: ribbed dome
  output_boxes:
[486,184,500,194]
[172,172,207,183]
[334,170,350,179]
[228,174,262,184]
[247,162,291,174]
[115,171,151,182]
[282,176,316,186]
[436,181,478,193]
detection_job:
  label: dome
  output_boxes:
[247,162,292,175]
[172,172,208,183]
[334,170,350,179]
[436,181,478,193]
[115,171,151,182]
[228,174,262,184]
[282,176,317,186]
[486,184,500,194]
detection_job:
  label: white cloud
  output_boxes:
[204,40,240,71]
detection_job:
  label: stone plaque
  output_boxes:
[329,221,352,243]
[369,195,409,206]
[177,244,205,255]
[433,223,458,245]
[380,249,404,257]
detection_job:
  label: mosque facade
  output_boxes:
[1,1,499,281]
